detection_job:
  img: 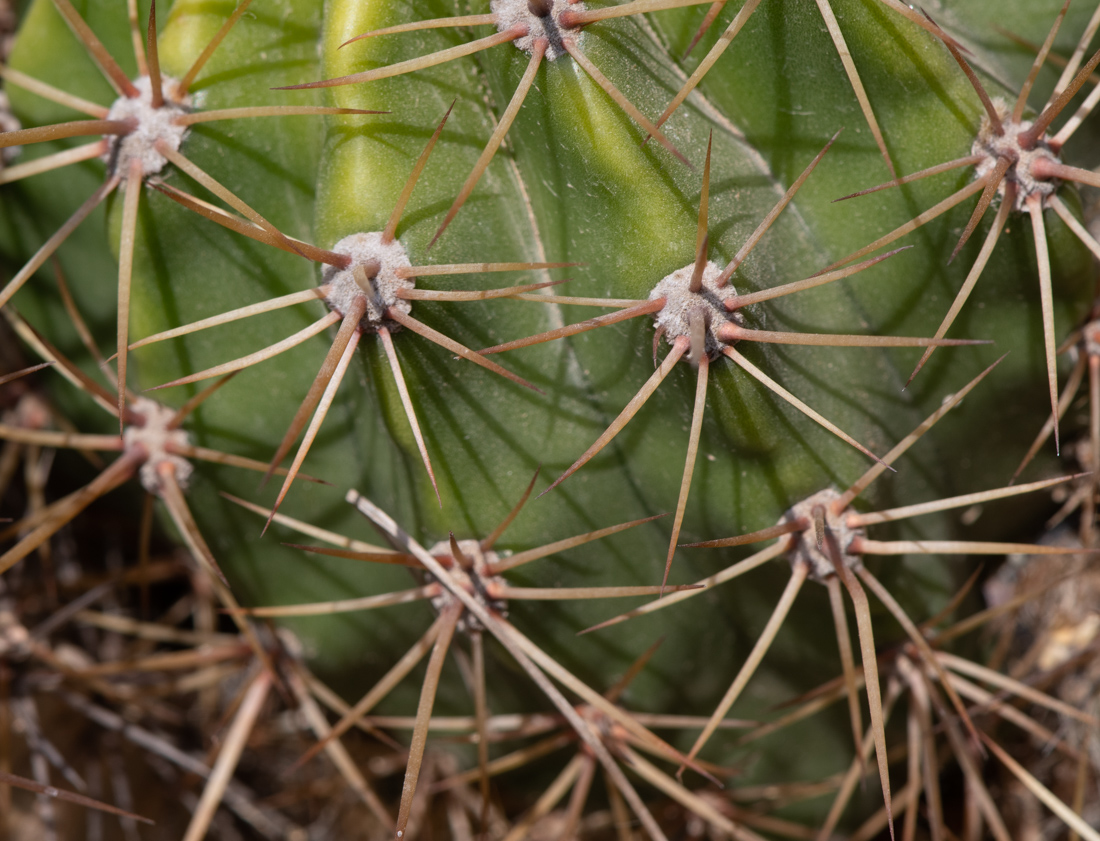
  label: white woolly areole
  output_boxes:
[779,488,865,582]
[323,232,414,332]
[972,97,1059,212]
[426,538,507,633]
[103,75,190,179]
[649,260,741,360]
[492,0,583,61]
[123,397,193,494]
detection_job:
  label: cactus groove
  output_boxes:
[3,0,1100,837]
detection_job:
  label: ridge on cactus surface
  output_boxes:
[2,0,1100,837]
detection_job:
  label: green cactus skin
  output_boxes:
[2,0,1097,829]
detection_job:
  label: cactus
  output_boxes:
[3,0,1100,836]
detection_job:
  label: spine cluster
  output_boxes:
[1,0,1100,838]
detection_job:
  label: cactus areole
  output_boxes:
[2,0,1098,831]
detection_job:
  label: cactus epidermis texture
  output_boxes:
[2,0,1098,816]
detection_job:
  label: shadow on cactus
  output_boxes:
[227,475,745,838]
[0,0,380,422]
[135,102,585,521]
[2,0,1100,837]
[829,4,1100,454]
